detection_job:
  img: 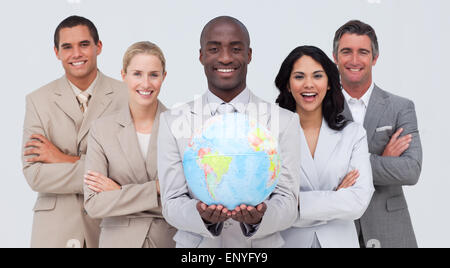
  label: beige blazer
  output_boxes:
[22,72,128,248]
[84,102,176,248]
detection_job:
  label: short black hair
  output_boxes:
[54,15,99,49]
[200,16,250,48]
[333,20,379,60]
[275,46,349,131]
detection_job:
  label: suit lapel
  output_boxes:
[146,101,167,180]
[53,76,84,129]
[185,93,210,139]
[298,125,320,190]
[77,72,114,146]
[342,101,354,122]
[200,93,212,122]
[363,85,387,142]
[313,119,342,182]
[247,91,269,125]
[116,107,148,183]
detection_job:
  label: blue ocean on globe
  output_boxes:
[182,113,280,210]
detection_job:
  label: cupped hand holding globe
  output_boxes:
[183,113,281,226]
[196,201,267,225]
[196,202,231,224]
[230,203,267,225]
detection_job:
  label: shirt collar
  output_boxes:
[67,71,99,97]
[207,87,250,115]
[342,82,374,108]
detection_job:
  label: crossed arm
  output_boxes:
[371,101,422,186]
[83,125,161,219]
[22,96,84,194]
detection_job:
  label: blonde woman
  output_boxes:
[83,41,176,248]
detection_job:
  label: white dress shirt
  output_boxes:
[68,72,99,99]
[342,82,374,125]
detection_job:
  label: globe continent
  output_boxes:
[182,113,280,210]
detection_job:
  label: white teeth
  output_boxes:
[301,93,317,97]
[138,90,152,96]
[217,69,234,73]
[72,61,85,66]
[350,68,361,72]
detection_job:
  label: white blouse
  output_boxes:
[136,132,151,159]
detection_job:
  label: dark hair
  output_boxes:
[200,16,250,48]
[275,45,349,131]
[333,20,379,60]
[54,15,99,49]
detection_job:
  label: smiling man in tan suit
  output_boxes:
[22,15,127,248]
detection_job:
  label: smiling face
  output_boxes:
[289,55,329,115]
[199,19,252,98]
[121,53,166,108]
[334,33,378,92]
[54,25,102,84]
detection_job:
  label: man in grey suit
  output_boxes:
[157,16,301,247]
[333,20,423,248]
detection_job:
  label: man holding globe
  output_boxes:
[157,16,302,247]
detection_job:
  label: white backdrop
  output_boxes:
[1,0,448,247]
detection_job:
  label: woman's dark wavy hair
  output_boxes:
[275,45,349,131]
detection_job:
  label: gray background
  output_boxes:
[0,0,448,247]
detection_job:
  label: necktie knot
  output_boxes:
[217,102,236,115]
[76,91,91,114]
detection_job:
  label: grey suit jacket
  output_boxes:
[84,102,176,248]
[157,90,301,248]
[22,72,128,247]
[342,85,423,248]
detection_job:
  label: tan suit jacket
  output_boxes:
[22,72,128,248]
[84,102,176,248]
